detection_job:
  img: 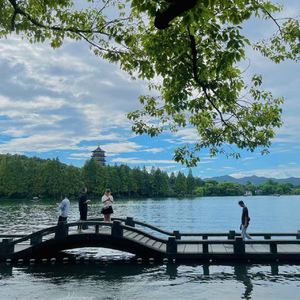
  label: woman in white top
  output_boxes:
[101,188,114,222]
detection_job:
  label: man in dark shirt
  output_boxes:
[238,201,252,240]
[78,187,90,231]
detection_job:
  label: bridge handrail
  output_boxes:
[11,221,113,245]
[89,217,176,237]
[10,220,168,247]
[12,225,59,245]
[175,239,300,245]
[5,217,300,249]
[179,232,300,237]
[3,231,299,240]
[90,217,300,239]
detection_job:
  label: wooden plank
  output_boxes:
[198,244,203,253]
[246,244,257,253]
[184,244,199,253]
[123,230,132,237]
[293,244,300,251]
[152,241,162,249]
[250,244,270,253]
[14,244,30,252]
[139,237,150,244]
[211,244,227,253]
[133,234,145,242]
[145,239,157,247]
[177,244,186,253]
[223,244,234,253]
[126,232,140,239]
[277,244,293,253]
[278,244,300,253]
[159,243,166,252]
[123,231,133,238]
[99,227,111,235]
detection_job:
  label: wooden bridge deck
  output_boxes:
[1,217,300,263]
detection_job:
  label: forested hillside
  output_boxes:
[0,154,299,200]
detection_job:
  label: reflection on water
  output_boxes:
[234,265,253,299]
[1,262,300,299]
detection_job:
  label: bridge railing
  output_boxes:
[89,217,176,237]
[2,218,300,260]
[3,215,299,242]
[2,217,300,247]
[178,231,300,240]
[173,237,300,255]
[91,217,300,241]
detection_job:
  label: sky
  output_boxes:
[0,0,299,179]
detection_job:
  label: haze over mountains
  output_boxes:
[204,175,300,186]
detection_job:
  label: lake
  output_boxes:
[1,195,300,299]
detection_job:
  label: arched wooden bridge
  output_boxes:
[1,217,300,263]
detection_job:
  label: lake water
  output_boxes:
[1,195,300,299]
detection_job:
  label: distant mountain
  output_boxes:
[204,175,300,186]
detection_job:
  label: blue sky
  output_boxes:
[0,0,299,179]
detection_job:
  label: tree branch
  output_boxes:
[254,0,282,35]
[187,29,257,146]
[7,0,121,37]
[77,32,126,55]
[187,29,230,127]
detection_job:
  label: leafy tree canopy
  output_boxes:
[0,0,299,166]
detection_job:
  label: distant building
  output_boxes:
[255,189,263,195]
[244,190,253,196]
[91,146,106,166]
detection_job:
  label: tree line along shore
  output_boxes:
[0,154,299,200]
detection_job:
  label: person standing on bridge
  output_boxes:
[78,187,91,231]
[238,200,252,240]
[101,188,114,222]
[57,194,70,224]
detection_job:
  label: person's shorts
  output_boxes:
[101,206,113,215]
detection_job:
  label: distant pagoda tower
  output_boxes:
[91,146,106,166]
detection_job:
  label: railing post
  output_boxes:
[296,230,300,239]
[95,224,100,234]
[264,235,271,240]
[270,243,277,254]
[173,230,181,240]
[125,217,135,227]
[55,223,69,239]
[228,230,236,240]
[0,238,14,259]
[202,242,209,254]
[202,235,208,240]
[234,237,245,255]
[167,237,177,254]
[112,221,123,238]
[30,233,42,246]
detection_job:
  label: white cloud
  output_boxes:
[0,132,76,153]
[101,142,143,154]
[68,152,93,160]
[0,36,149,156]
[173,127,199,144]
[111,157,176,164]
[143,147,164,153]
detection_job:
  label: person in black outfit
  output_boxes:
[238,200,251,240]
[78,187,90,231]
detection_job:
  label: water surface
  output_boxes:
[0,196,300,299]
